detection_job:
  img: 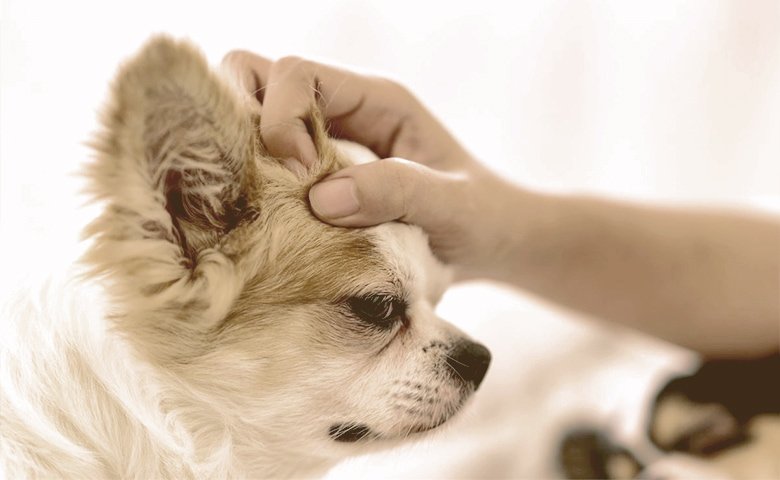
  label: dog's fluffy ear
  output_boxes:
[89,35,255,255]
[84,36,254,333]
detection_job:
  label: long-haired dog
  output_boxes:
[0,37,490,478]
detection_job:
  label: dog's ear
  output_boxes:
[89,36,256,255]
[85,36,255,332]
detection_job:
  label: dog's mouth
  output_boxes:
[328,418,448,443]
[329,386,474,443]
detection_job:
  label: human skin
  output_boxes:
[222,51,780,359]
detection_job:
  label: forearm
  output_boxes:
[490,185,780,358]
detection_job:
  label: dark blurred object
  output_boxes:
[559,429,642,479]
[559,354,779,479]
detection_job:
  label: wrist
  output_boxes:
[467,178,562,285]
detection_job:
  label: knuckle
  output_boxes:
[220,50,259,94]
[376,158,416,217]
[220,51,252,79]
[376,157,406,185]
[378,78,414,103]
[220,49,248,66]
[273,55,310,75]
[221,50,268,72]
[382,77,407,94]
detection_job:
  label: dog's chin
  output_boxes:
[328,389,475,445]
[328,418,449,444]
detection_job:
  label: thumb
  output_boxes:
[308,158,460,229]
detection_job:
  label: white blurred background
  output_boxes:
[2,1,778,478]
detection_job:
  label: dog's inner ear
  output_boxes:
[121,40,258,259]
[149,117,253,258]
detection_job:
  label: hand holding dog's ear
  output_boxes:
[308,157,520,281]
[222,50,512,278]
[221,50,475,171]
[309,158,460,225]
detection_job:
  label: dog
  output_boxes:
[558,354,780,479]
[0,36,491,478]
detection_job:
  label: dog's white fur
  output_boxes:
[0,37,485,478]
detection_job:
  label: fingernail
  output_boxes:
[309,178,360,219]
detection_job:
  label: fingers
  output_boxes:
[262,56,411,165]
[259,56,323,166]
[222,51,316,162]
[220,50,271,103]
[222,52,318,163]
[221,51,417,166]
[308,158,462,230]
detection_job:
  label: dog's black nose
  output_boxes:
[446,340,491,389]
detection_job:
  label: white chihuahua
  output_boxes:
[0,37,490,478]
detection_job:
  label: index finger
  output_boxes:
[221,50,271,104]
[224,51,414,165]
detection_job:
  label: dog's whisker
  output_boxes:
[442,353,468,384]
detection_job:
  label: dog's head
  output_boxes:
[85,36,490,468]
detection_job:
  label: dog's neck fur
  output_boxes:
[0,279,334,479]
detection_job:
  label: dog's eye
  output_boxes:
[346,294,407,330]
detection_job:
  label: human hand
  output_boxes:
[222,51,523,280]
